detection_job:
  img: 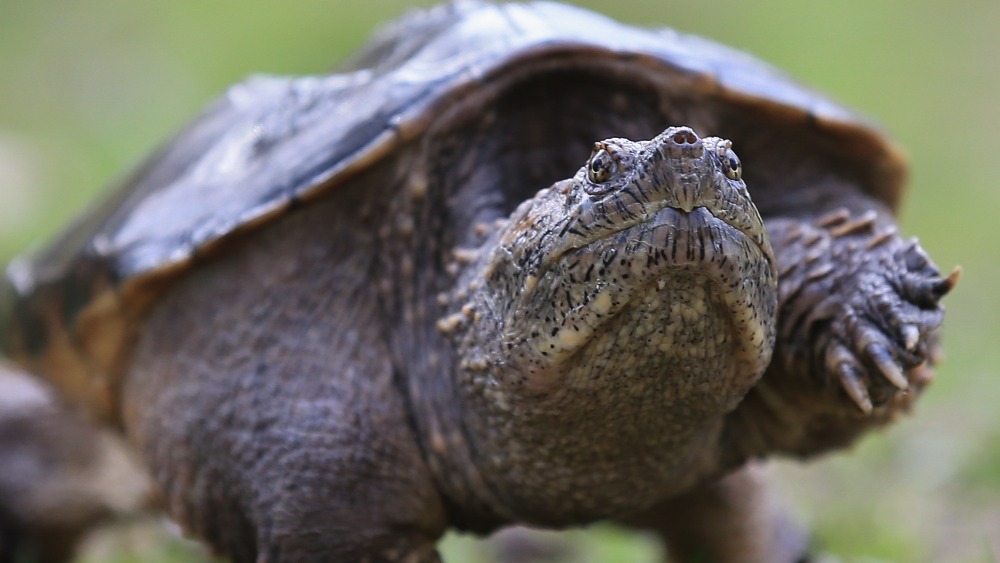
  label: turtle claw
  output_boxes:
[934,266,962,298]
[900,324,920,352]
[867,343,908,390]
[839,370,873,413]
[827,343,873,413]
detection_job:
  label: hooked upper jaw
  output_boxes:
[527,126,774,281]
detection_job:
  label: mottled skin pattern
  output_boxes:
[119,116,952,562]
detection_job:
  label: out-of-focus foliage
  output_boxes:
[0,1,996,561]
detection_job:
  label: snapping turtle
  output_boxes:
[0,2,956,561]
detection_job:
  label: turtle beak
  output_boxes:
[653,126,704,214]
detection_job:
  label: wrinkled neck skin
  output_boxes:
[442,130,777,525]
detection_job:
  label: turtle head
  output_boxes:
[453,126,776,419]
[564,126,770,260]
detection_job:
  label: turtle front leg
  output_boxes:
[723,197,957,459]
[120,199,449,562]
[124,287,448,563]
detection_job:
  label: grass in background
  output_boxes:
[1,1,997,561]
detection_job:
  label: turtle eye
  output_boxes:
[588,149,619,184]
[722,148,742,181]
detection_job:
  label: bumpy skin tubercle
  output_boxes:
[446,127,778,523]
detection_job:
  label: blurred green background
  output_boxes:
[0,1,996,562]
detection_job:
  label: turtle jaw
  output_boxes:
[508,203,777,392]
[538,127,775,287]
[456,126,776,399]
[544,195,774,284]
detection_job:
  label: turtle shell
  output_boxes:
[0,1,906,420]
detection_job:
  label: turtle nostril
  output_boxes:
[659,127,704,158]
[671,130,698,145]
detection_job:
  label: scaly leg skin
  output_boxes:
[125,292,446,563]
[122,198,447,563]
[724,200,958,459]
[619,463,808,563]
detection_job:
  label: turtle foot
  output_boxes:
[773,208,957,415]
